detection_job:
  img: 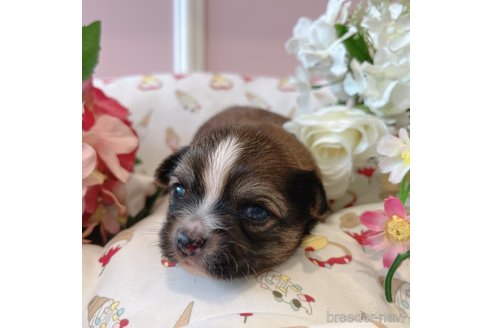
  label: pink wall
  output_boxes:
[83,0,328,78]
[206,0,327,77]
[82,0,173,78]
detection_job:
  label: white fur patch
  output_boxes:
[199,136,242,220]
[204,136,242,201]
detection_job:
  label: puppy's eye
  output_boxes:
[172,184,186,200]
[243,204,269,221]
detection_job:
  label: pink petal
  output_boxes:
[82,143,97,179]
[384,196,407,219]
[91,88,130,122]
[82,222,98,239]
[360,210,388,231]
[83,115,138,182]
[102,211,121,235]
[97,142,132,182]
[101,188,127,216]
[83,170,105,188]
[383,244,406,268]
[85,115,138,154]
[363,231,388,251]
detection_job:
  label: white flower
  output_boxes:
[363,2,410,53]
[285,0,351,78]
[286,0,354,112]
[343,1,410,118]
[292,66,340,114]
[377,128,409,184]
[284,106,388,198]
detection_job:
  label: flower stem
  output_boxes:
[398,173,407,200]
[401,183,410,205]
[385,251,410,302]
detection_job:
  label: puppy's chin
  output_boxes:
[162,235,253,280]
[173,256,209,278]
[161,234,212,278]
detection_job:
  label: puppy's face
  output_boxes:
[155,127,328,279]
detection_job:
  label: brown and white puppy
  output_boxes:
[155,106,329,279]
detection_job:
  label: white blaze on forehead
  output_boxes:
[202,136,242,208]
[176,136,242,234]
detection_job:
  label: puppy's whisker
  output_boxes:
[226,252,239,275]
[227,241,257,255]
[243,259,258,279]
[213,226,232,232]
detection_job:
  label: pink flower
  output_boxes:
[83,115,138,183]
[82,143,97,195]
[82,80,139,244]
[83,179,127,243]
[82,143,104,197]
[83,78,131,126]
[359,196,410,268]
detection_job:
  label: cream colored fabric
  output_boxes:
[83,73,409,327]
[82,198,409,328]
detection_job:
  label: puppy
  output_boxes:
[155,106,329,279]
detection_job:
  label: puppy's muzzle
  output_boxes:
[176,229,206,256]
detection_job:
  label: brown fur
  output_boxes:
[155,106,329,279]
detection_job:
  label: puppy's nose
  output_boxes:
[176,230,205,256]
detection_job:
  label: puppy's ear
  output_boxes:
[154,146,189,186]
[289,170,330,221]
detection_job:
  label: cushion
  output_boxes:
[83,72,409,327]
[82,197,409,327]
[94,73,392,211]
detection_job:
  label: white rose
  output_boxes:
[284,106,388,198]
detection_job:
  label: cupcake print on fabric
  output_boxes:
[209,75,234,90]
[138,75,163,91]
[175,90,201,113]
[88,295,129,328]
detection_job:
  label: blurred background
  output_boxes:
[82,0,328,78]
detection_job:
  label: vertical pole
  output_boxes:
[173,0,206,73]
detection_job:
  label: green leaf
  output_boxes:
[335,24,373,64]
[82,21,101,81]
[354,104,372,115]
